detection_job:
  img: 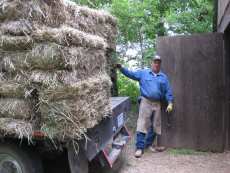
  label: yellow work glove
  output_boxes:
[166,103,173,113]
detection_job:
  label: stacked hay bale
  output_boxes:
[0,0,117,141]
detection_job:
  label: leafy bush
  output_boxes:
[117,71,139,104]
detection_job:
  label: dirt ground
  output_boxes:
[117,108,230,173]
[118,138,230,173]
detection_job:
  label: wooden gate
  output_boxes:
[157,33,226,152]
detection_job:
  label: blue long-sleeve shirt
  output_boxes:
[120,67,173,103]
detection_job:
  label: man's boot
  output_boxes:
[135,149,143,158]
[148,145,158,153]
[135,132,145,158]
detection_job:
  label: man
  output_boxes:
[116,55,173,158]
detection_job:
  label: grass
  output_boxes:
[168,148,207,155]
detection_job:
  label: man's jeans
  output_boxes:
[136,126,156,150]
[136,97,157,150]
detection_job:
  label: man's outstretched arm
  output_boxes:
[116,64,142,81]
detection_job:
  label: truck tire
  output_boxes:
[0,143,43,173]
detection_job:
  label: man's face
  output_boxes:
[151,60,161,73]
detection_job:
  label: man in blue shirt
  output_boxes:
[116,55,173,158]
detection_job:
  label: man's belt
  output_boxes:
[142,96,161,104]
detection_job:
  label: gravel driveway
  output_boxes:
[119,145,230,173]
[118,110,230,173]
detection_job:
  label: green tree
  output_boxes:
[166,0,214,34]
[117,72,139,104]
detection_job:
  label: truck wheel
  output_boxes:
[0,143,43,173]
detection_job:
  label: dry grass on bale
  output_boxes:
[0,118,33,140]
[33,25,108,49]
[0,0,67,27]
[39,74,111,101]
[66,20,117,47]
[0,82,27,98]
[40,95,111,140]
[0,20,33,36]
[0,0,117,28]
[0,44,106,72]
[0,98,32,120]
[0,80,35,98]
[0,44,66,72]
[0,72,28,84]
[39,74,112,140]
[0,35,33,51]
[64,0,117,48]
[63,0,116,25]
[28,69,108,89]
[0,26,108,51]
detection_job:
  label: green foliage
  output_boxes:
[117,71,139,104]
[166,0,214,34]
[111,0,157,43]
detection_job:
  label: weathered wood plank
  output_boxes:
[157,33,225,152]
[218,0,230,32]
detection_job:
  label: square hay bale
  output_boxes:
[0,44,106,73]
[39,74,111,101]
[63,0,116,25]
[39,74,112,140]
[63,0,117,49]
[0,0,67,27]
[32,26,108,49]
[28,69,108,89]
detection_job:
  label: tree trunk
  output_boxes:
[213,0,218,32]
[138,28,145,69]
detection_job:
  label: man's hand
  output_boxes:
[166,103,173,113]
[115,63,122,69]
